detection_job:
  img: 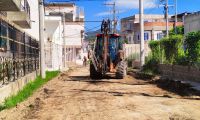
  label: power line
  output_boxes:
[104,2,117,33]
[63,25,101,38]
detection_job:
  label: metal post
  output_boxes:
[62,12,67,69]
[165,0,169,37]
[39,0,46,78]
[139,0,145,68]
[113,2,116,33]
[174,0,177,34]
[104,2,116,33]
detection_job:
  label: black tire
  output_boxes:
[116,61,127,79]
[90,63,102,79]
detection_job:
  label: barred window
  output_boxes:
[0,20,7,52]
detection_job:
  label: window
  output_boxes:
[144,32,149,41]
[157,33,163,40]
[137,34,140,41]
[129,37,131,43]
[0,21,8,52]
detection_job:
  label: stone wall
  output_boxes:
[158,64,200,82]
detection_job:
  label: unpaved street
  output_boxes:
[0,67,200,120]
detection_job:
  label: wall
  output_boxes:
[158,64,200,82]
[24,0,39,40]
[0,70,39,103]
[184,12,200,34]
[44,16,63,71]
[64,22,84,46]
[123,43,151,59]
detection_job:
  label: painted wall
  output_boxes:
[23,0,39,40]
[64,23,84,46]
[184,12,200,34]
[44,16,64,71]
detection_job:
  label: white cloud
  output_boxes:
[96,10,126,16]
[96,0,158,16]
[109,0,158,9]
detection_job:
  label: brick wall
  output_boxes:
[158,64,200,82]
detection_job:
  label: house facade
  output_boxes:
[121,14,183,44]
[45,3,85,68]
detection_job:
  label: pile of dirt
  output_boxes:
[151,78,200,97]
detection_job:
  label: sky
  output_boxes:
[46,0,200,33]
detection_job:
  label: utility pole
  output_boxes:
[165,0,169,37]
[113,2,116,33]
[174,0,177,34]
[160,0,174,37]
[139,0,145,67]
[39,0,46,78]
[62,12,67,69]
[104,2,117,33]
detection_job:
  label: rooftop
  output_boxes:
[45,3,75,7]
[121,14,165,21]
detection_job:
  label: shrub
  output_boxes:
[161,35,184,64]
[185,31,200,65]
[148,40,161,60]
[143,55,159,74]
[169,26,184,36]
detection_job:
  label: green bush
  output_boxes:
[185,31,200,65]
[174,55,189,66]
[148,40,161,60]
[161,35,184,64]
[169,26,184,36]
[142,55,159,74]
[143,35,184,74]
[143,30,200,73]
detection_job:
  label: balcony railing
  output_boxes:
[6,0,31,28]
[21,0,30,19]
[0,18,39,86]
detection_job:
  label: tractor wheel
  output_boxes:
[90,63,102,79]
[116,61,127,79]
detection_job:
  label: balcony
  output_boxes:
[75,7,84,22]
[48,12,74,22]
[6,0,31,28]
[0,0,21,11]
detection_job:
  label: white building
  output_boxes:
[44,3,85,70]
[1,0,40,39]
[44,16,63,71]
[0,0,40,102]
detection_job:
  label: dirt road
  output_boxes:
[0,67,200,120]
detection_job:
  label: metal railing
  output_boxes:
[0,18,39,85]
[21,0,30,19]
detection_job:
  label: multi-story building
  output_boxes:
[0,0,40,102]
[44,3,85,69]
[184,11,200,34]
[121,14,183,44]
